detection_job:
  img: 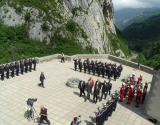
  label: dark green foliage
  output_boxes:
[107,27,131,57]
[41,22,49,32]
[66,20,77,33]
[124,14,160,68]
[15,6,23,13]
[24,12,31,22]
[72,7,88,16]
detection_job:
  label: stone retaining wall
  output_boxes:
[36,54,153,74]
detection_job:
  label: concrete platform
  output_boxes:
[0,59,154,125]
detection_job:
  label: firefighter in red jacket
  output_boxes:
[137,74,143,84]
[126,86,132,104]
[119,84,125,102]
[136,90,142,107]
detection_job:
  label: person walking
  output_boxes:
[78,79,85,97]
[39,72,46,88]
[85,80,92,101]
[93,85,100,104]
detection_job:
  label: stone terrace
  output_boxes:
[0,59,154,125]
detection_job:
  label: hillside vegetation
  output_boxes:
[122,14,160,68]
[115,8,160,30]
[0,21,96,63]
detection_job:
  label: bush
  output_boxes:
[25,12,31,22]
[41,22,49,32]
[66,20,77,33]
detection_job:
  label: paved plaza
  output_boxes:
[0,59,155,125]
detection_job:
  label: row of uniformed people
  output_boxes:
[96,91,119,125]
[0,58,36,81]
[74,58,123,80]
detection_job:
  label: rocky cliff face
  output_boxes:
[0,0,116,54]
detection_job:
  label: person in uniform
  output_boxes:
[101,81,108,100]
[101,63,105,78]
[73,58,78,71]
[97,63,101,77]
[78,79,85,97]
[83,61,87,73]
[10,63,15,78]
[29,59,32,72]
[39,72,46,88]
[78,59,82,72]
[20,61,24,74]
[119,84,125,102]
[96,107,103,125]
[39,105,50,125]
[113,67,118,81]
[92,62,96,75]
[112,91,119,111]
[5,64,10,79]
[85,80,92,101]
[137,74,143,84]
[15,62,19,76]
[135,91,142,107]
[24,59,28,73]
[126,86,132,105]
[1,65,4,81]
[32,57,37,71]
[108,66,111,79]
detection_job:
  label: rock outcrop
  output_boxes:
[0,0,117,54]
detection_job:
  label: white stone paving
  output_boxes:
[0,59,154,125]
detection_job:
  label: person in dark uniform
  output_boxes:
[73,58,78,71]
[96,107,103,125]
[1,65,4,81]
[78,59,82,72]
[92,62,96,75]
[20,61,24,74]
[24,59,27,73]
[113,67,118,81]
[10,63,15,78]
[15,62,19,76]
[97,64,101,77]
[83,61,87,73]
[32,57,37,71]
[85,80,92,101]
[39,72,46,88]
[4,64,10,79]
[106,99,113,116]
[108,66,111,79]
[101,81,108,100]
[29,59,32,72]
[88,62,92,74]
[101,63,105,78]
[39,105,50,125]
[78,79,85,97]
[93,85,100,104]
[112,91,119,111]
[108,80,112,95]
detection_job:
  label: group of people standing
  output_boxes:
[96,91,119,125]
[74,58,123,80]
[0,58,36,81]
[78,77,112,104]
[119,73,148,107]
